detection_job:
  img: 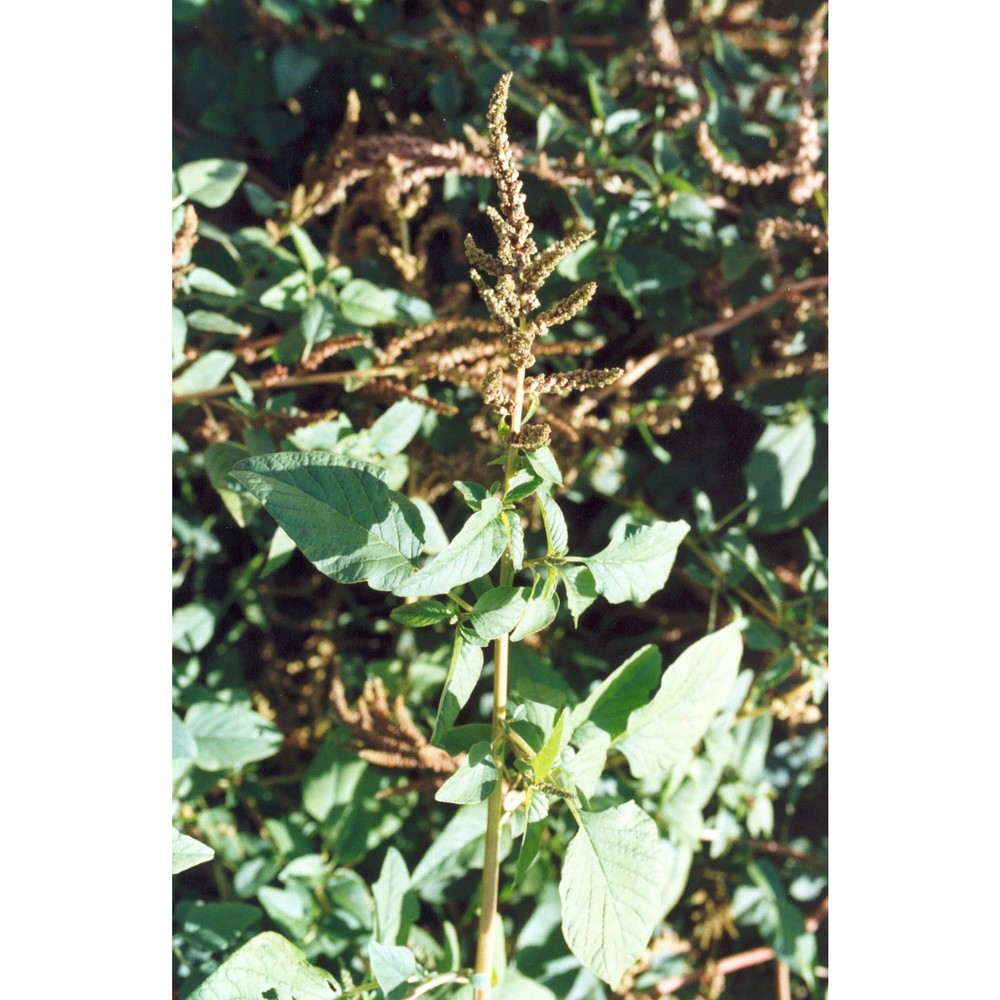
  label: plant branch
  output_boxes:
[594,275,829,400]
[171,366,414,404]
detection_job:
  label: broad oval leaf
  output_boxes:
[616,623,743,779]
[185,702,284,772]
[584,520,689,604]
[559,802,667,987]
[231,452,424,592]
[188,931,340,1000]
[393,499,506,597]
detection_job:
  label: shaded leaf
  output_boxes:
[617,624,742,779]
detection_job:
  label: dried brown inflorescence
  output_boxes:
[696,3,828,205]
[329,668,461,798]
[172,203,199,297]
[467,72,624,450]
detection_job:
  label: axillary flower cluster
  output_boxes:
[466,72,623,450]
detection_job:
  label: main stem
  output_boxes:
[473,364,526,999]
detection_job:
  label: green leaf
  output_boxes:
[373,846,418,947]
[177,159,248,208]
[454,481,489,509]
[531,708,568,782]
[231,453,424,592]
[430,67,462,118]
[302,737,367,823]
[570,644,661,740]
[434,741,498,804]
[369,941,419,998]
[188,931,340,999]
[391,600,452,627]
[339,278,398,326]
[560,730,610,799]
[185,702,284,772]
[187,267,239,297]
[173,713,198,783]
[172,603,216,653]
[259,268,310,311]
[273,46,323,100]
[537,489,569,555]
[468,586,528,641]
[560,565,597,626]
[523,446,563,485]
[510,577,559,642]
[204,442,261,527]
[393,499,505,597]
[368,397,426,457]
[583,520,689,604]
[172,351,236,395]
[746,415,817,528]
[410,801,512,893]
[185,310,247,334]
[432,632,484,743]
[172,828,215,874]
[616,624,742,779]
[504,469,544,503]
[559,802,667,987]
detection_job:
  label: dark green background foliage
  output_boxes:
[173,1,827,997]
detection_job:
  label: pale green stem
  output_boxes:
[473,361,527,999]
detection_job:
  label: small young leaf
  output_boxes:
[531,708,569,782]
[393,499,505,597]
[559,802,667,987]
[172,829,215,874]
[523,446,563,484]
[434,741,498,804]
[390,600,452,627]
[559,565,598,626]
[188,931,340,1000]
[584,520,689,604]
[231,453,425,593]
[510,581,559,642]
[504,468,544,502]
[454,480,489,509]
[537,489,569,556]
[616,623,743,779]
[469,586,528,641]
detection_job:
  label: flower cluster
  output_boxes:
[468,73,623,447]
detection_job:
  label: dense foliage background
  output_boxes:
[172,1,828,997]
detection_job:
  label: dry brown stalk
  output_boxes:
[300,333,372,372]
